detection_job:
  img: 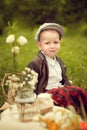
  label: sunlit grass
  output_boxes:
[59,36,87,88]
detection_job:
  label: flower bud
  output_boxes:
[17,36,28,45]
[12,46,20,54]
[6,34,15,44]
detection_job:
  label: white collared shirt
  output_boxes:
[45,55,63,90]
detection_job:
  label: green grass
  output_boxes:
[0,22,87,107]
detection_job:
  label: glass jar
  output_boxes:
[15,93,39,122]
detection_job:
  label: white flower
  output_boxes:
[28,80,35,86]
[31,70,36,75]
[13,83,19,90]
[19,83,24,88]
[12,46,20,54]
[25,67,30,72]
[22,71,26,75]
[5,74,21,91]
[22,81,26,86]
[8,74,20,81]
[6,34,15,44]
[27,74,31,77]
[17,36,28,45]
[25,77,28,81]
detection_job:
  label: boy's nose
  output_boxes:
[50,43,55,47]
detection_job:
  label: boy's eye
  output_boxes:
[45,42,50,44]
[54,41,59,44]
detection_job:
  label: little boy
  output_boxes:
[27,23,87,114]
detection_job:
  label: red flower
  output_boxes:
[80,121,87,130]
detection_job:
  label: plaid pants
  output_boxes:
[45,86,87,114]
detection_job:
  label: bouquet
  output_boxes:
[5,67,38,103]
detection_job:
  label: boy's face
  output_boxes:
[37,30,61,58]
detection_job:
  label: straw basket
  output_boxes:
[1,73,22,104]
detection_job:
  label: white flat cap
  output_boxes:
[35,23,64,42]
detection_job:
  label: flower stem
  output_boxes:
[13,53,17,72]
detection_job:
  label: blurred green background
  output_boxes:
[0,0,87,106]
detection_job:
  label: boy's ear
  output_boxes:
[37,42,41,50]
